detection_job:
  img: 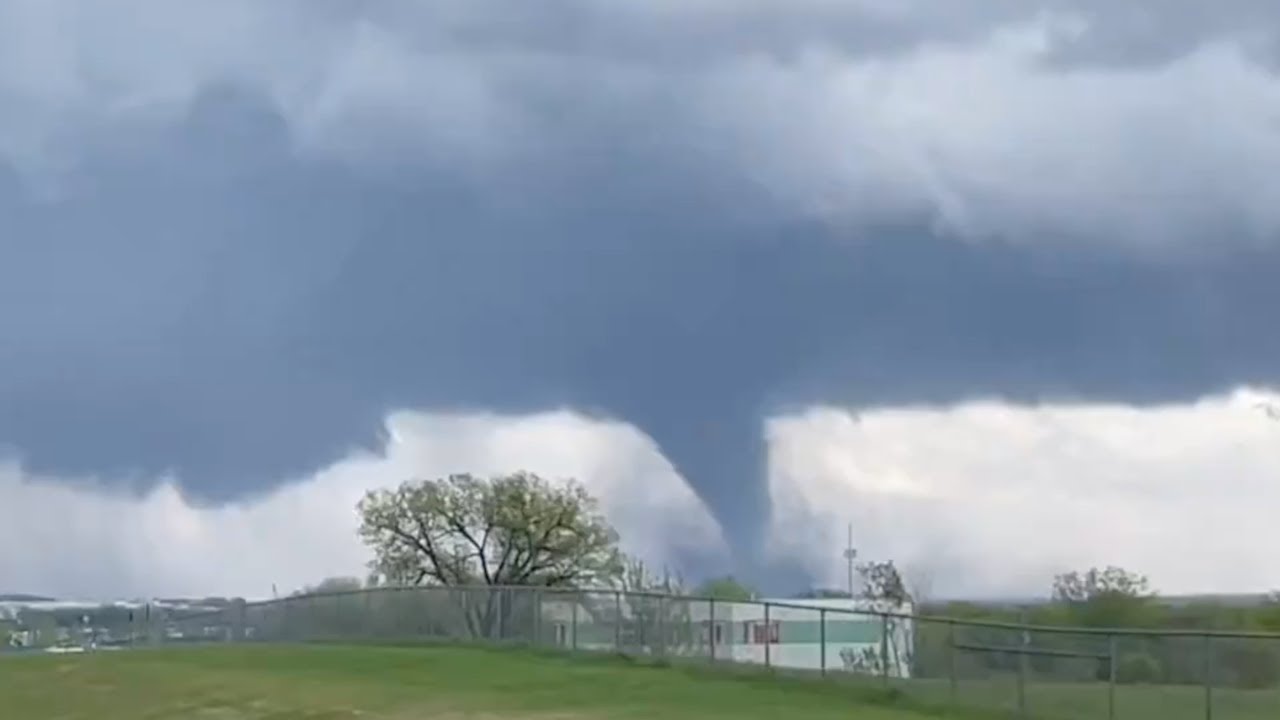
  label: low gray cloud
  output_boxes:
[0,410,727,600]
[3,1,1280,591]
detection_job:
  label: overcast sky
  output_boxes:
[4,1,1280,600]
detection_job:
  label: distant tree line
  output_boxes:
[912,566,1280,689]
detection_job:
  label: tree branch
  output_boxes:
[444,512,493,584]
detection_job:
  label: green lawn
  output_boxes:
[7,644,1278,719]
[0,644,941,720]
[892,675,1280,720]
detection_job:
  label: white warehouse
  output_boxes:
[540,594,914,678]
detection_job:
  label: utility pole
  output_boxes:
[843,522,858,598]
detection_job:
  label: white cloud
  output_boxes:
[11,393,1280,603]
[766,387,1280,599]
[1,3,1280,247]
[0,410,726,601]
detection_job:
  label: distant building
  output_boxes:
[0,617,16,648]
[538,595,914,677]
[708,598,914,676]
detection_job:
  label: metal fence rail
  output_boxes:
[10,586,1280,720]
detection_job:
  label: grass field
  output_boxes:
[0,644,945,719]
[895,674,1280,720]
[6,644,1280,719]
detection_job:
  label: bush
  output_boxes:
[1218,641,1280,689]
[1115,653,1162,684]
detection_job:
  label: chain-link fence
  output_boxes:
[0,601,218,652]
[8,586,1280,719]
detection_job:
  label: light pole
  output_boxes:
[844,522,858,598]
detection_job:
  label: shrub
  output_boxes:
[1115,653,1162,684]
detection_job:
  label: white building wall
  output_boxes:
[535,594,915,678]
[717,598,914,677]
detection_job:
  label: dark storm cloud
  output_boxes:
[1034,0,1280,68]
[4,1,1280,584]
[6,84,1280,567]
[358,0,1280,69]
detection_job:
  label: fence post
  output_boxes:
[313,594,322,642]
[460,588,469,640]
[144,604,155,647]
[880,612,890,687]
[614,591,622,653]
[1107,634,1117,720]
[686,602,694,660]
[663,595,671,657]
[395,590,406,640]
[497,588,506,643]
[947,619,957,712]
[571,599,578,651]
[533,587,543,648]
[1204,634,1213,720]
[230,598,246,642]
[709,598,717,663]
[819,608,827,676]
[1016,616,1029,720]
[764,602,772,669]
